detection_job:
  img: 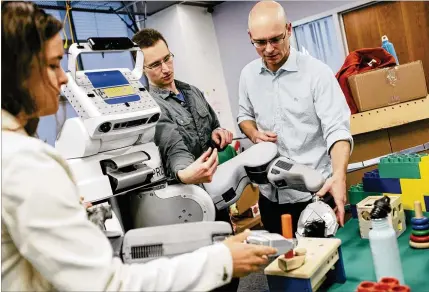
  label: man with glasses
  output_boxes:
[132,28,233,186]
[238,1,353,235]
[132,28,239,292]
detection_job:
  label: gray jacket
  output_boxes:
[150,80,220,180]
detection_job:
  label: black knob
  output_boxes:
[99,122,112,133]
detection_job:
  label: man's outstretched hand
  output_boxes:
[316,174,347,227]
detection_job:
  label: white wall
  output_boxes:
[37,102,77,146]
[147,5,236,135]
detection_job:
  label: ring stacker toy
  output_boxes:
[409,201,429,249]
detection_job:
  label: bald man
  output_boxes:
[238,1,353,235]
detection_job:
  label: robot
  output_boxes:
[56,37,337,264]
[56,38,231,263]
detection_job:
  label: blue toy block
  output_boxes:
[267,247,346,292]
[362,169,402,194]
[351,204,358,219]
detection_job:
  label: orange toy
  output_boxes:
[356,277,411,292]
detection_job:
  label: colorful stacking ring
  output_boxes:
[410,234,429,243]
[411,217,429,225]
[412,223,429,230]
[391,285,411,292]
[379,277,399,287]
[412,229,429,236]
[409,240,429,249]
[356,282,376,292]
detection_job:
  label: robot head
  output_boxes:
[296,199,338,238]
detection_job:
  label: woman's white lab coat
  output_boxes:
[1,110,233,291]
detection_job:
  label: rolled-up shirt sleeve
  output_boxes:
[237,69,256,125]
[2,149,233,291]
[154,107,195,179]
[313,64,354,155]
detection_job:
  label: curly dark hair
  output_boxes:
[1,1,63,120]
[132,28,168,49]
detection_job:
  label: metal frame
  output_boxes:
[38,1,147,16]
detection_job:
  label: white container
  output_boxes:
[369,217,404,284]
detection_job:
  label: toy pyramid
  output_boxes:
[409,201,429,249]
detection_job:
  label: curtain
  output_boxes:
[294,16,342,73]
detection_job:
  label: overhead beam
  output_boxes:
[180,2,212,8]
[115,1,137,12]
[37,4,148,16]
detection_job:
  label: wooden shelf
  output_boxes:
[350,95,429,135]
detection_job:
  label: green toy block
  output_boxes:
[378,153,428,179]
[348,183,381,205]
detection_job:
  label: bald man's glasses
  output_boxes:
[251,32,286,49]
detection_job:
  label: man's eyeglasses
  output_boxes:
[251,32,287,49]
[144,53,174,70]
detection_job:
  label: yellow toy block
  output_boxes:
[399,178,429,211]
[420,156,429,180]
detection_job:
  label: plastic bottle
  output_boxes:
[368,196,405,284]
[381,35,399,65]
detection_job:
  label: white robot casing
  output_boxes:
[55,41,222,261]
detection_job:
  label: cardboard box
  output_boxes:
[348,61,428,112]
[350,130,392,163]
[235,184,259,215]
[388,119,429,152]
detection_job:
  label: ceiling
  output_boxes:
[34,1,224,16]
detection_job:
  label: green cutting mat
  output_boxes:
[329,217,429,291]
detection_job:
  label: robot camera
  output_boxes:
[88,37,137,51]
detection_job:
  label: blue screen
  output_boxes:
[85,70,129,88]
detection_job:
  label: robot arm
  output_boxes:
[203,142,278,210]
[203,142,331,209]
[204,142,339,237]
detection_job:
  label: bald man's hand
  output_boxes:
[251,130,277,144]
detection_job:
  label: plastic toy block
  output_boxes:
[351,204,358,219]
[357,195,406,239]
[400,179,429,211]
[421,156,429,180]
[362,170,402,194]
[348,183,381,205]
[379,153,428,179]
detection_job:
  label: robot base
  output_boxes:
[264,238,346,292]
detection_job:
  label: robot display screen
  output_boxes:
[85,70,140,104]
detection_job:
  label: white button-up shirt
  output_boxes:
[1,110,232,291]
[238,48,353,204]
